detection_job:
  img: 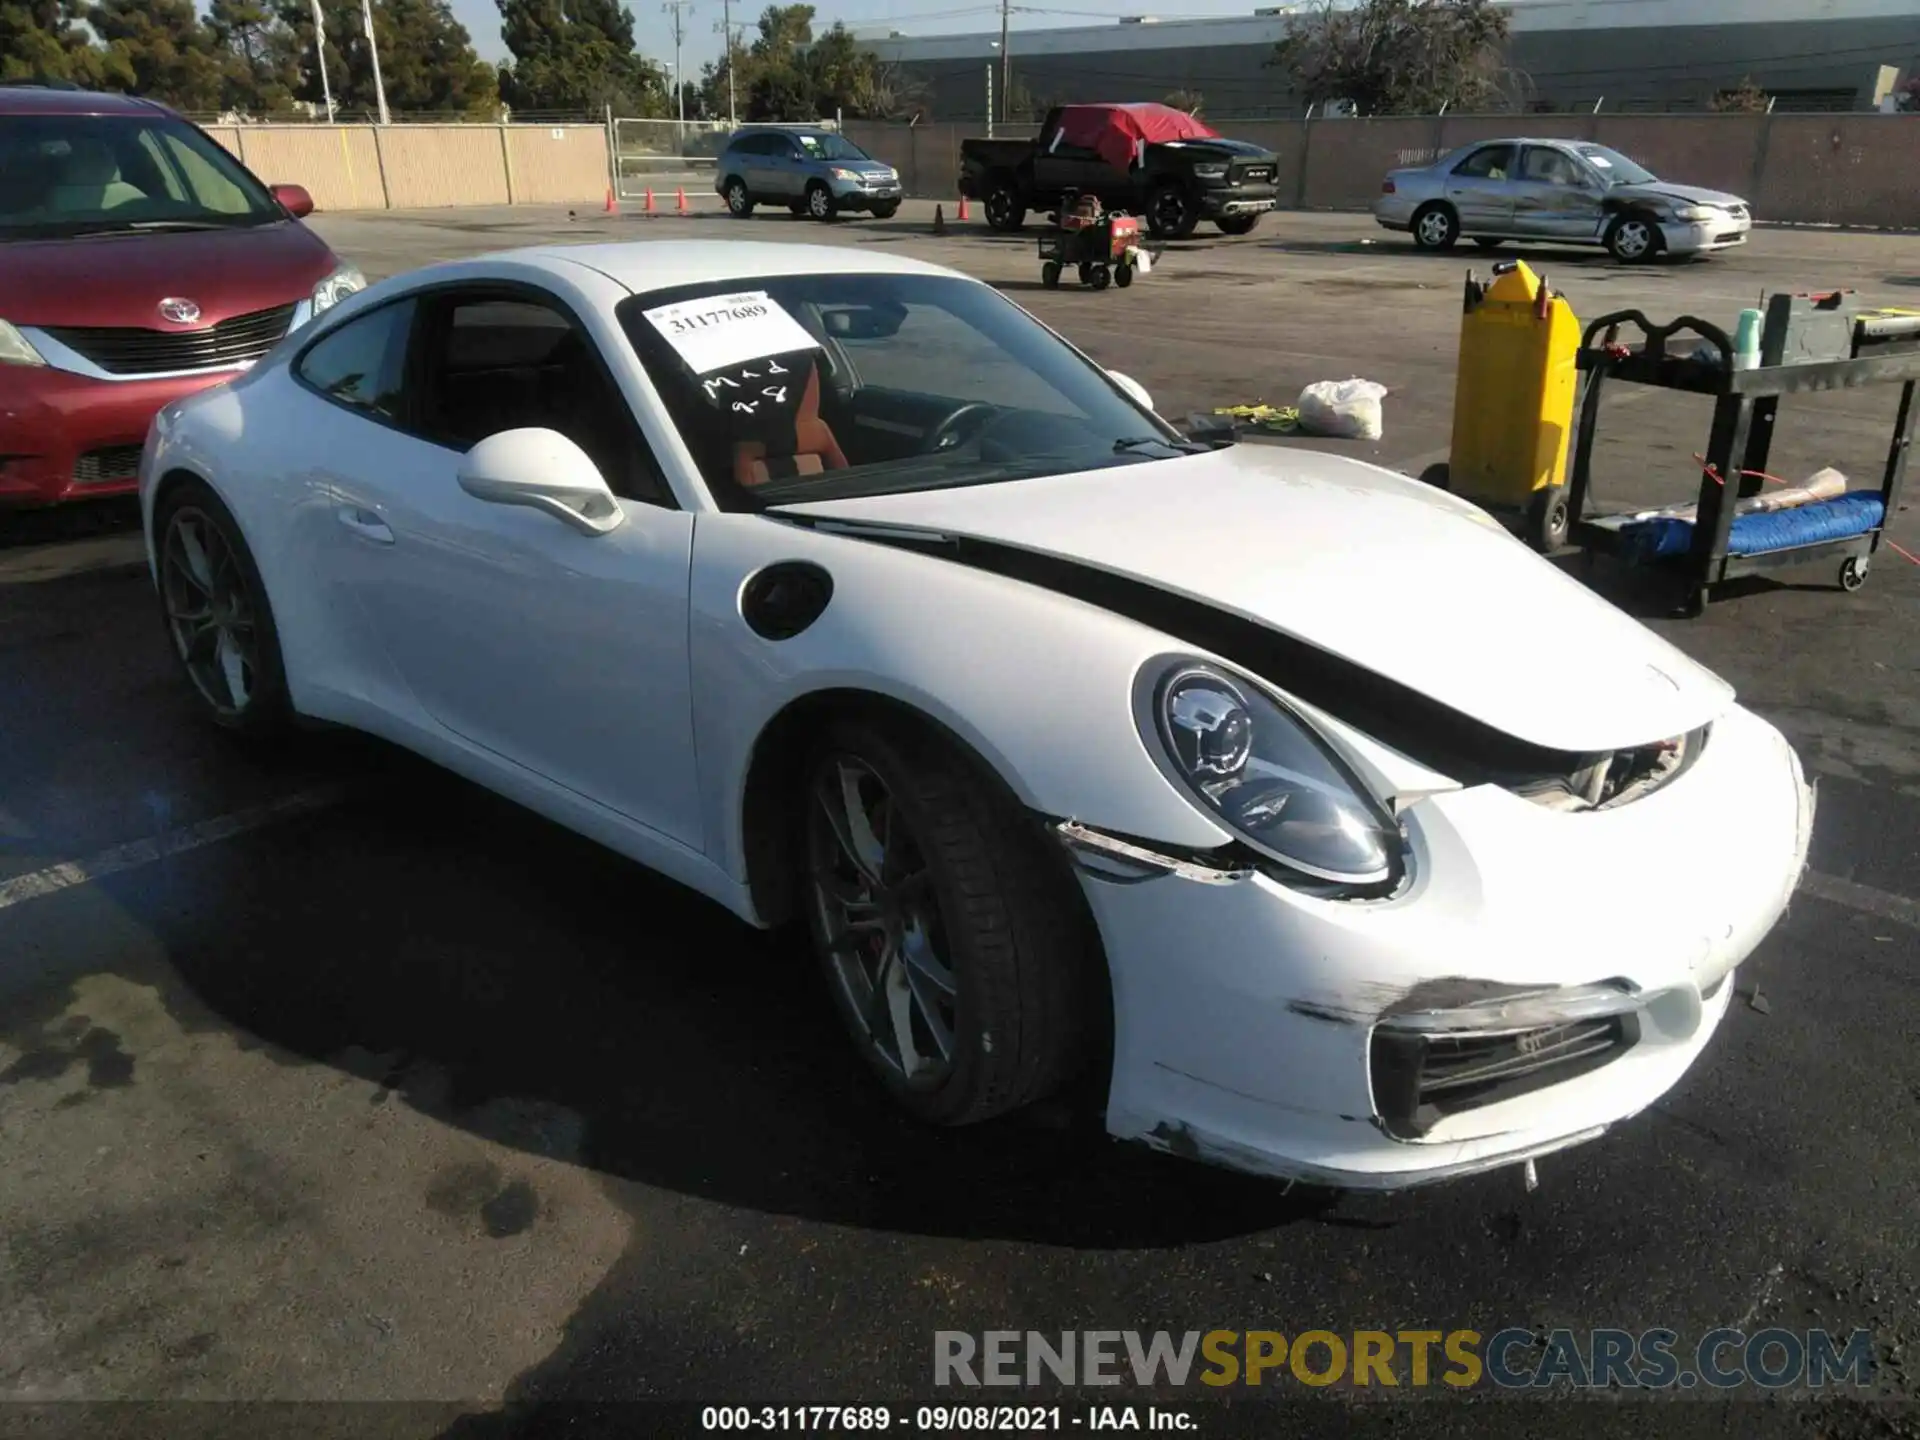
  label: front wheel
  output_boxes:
[806,183,838,222]
[801,719,1097,1125]
[1605,213,1662,263]
[1215,213,1260,236]
[1147,184,1199,239]
[1040,260,1062,289]
[984,183,1027,232]
[724,178,753,217]
[155,479,293,741]
[1113,260,1133,288]
[1411,203,1459,251]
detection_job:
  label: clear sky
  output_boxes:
[447,0,1270,77]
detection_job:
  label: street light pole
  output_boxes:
[309,0,336,121]
[362,0,390,125]
[998,0,1010,123]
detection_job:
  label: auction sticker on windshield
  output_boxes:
[643,291,821,375]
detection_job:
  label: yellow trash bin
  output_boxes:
[1421,260,1581,552]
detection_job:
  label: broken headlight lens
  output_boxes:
[1148,661,1399,886]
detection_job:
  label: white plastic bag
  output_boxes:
[1296,378,1389,441]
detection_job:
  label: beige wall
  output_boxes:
[846,112,1920,229]
[208,124,611,211]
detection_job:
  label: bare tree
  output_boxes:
[1163,87,1203,117]
[1710,76,1769,113]
[1268,0,1511,116]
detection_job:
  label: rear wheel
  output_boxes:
[984,183,1027,232]
[800,718,1097,1125]
[155,479,292,741]
[724,177,753,217]
[1113,260,1134,288]
[1411,203,1459,251]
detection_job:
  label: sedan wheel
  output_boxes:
[1412,204,1458,250]
[801,719,1096,1125]
[1606,214,1659,263]
[156,483,290,737]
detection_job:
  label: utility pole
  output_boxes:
[714,0,737,126]
[362,0,390,125]
[663,0,691,133]
[309,0,336,121]
[997,0,1010,123]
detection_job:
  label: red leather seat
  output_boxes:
[733,361,849,487]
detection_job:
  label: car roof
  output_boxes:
[0,85,170,117]
[413,240,963,297]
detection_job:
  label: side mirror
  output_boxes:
[271,183,315,218]
[1107,369,1155,412]
[457,429,624,536]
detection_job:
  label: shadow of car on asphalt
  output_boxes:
[98,739,1344,1253]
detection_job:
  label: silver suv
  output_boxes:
[714,127,903,222]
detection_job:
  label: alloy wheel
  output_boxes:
[727,181,749,214]
[161,507,259,717]
[807,755,958,1087]
[809,187,832,219]
[1417,209,1455,247]
[1151,189,1192,237]
[1612,219,1653,260]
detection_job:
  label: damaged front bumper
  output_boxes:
[1056,703,1815,1191]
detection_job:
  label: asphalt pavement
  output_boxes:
[1,204,1917,1440]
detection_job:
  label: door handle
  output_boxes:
[336,506,394,544]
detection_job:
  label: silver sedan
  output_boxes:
[1374,138,1752,263]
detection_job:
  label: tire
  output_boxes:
[1419,462,1451,491]
[1077,262,1093,286]
[1839,555,1869,592]
[1040,260,1061,289]
[1113,260,1133,288]
[984,182,1027,233]
[800,717,1096,1125]
[1089,264,1112,291]
[1146,183,1199,240]
[1215,213,1260,236]
[153,477,292,741]
[1526,483,1571,552]
[723,177,753,217]
[1605,213,1662,264]
[1411,203,1459,251]
[870,201,900,220]
[1473,236,1506,249]
[806,182,838,222]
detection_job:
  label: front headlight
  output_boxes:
[311,264,365,316]
[1192,162,1228,181]
[1143,660,1402,887]
[831,167,859,182]
[1668,204,1716,222]
[0,319,46,367]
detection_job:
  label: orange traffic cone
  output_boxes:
[644,187,656,215]
[676,187,689,216]
[604,185,617,215]
[957,195,969,221]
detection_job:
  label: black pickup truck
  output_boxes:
[958,103,1281,239]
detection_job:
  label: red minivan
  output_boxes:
[0,84,363,507]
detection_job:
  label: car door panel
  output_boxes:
[1511,145,1605,238]
[1445,144,1516,232]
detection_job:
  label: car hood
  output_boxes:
[0,220,338,328]
[1611,180,1745,208]
[777,445,1734,755]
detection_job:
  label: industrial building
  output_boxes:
[859,0,1920,119]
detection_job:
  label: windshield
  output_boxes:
[0,113,282,240]
[617,272,1186,512]
[792,131,871,163]
[1573,144,1658,187]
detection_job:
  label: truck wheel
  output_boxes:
[1147,184,1198,239]
[985,183,1027,232]
[1216,214,1260,236]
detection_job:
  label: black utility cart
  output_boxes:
[1566,293,1917,616]
[1037,191,1145,292]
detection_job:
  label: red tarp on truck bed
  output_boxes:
[1050,103,1219,173]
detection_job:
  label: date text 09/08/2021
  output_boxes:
[701,1407,1192,1432]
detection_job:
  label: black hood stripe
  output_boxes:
[783,517,1593,783]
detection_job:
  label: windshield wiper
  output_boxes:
[67,219,242,238]
[1113,435,1206,455]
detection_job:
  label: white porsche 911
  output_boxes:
[138,241,1814,1190]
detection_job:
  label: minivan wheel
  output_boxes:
[724,178,753,216]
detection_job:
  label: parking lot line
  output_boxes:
[0,785,344,912]
[1799,869,1920,931]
